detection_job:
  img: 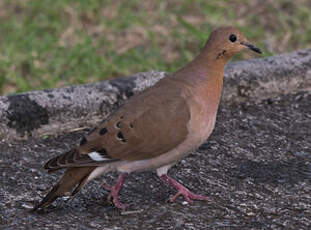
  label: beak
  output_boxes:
[240,42,262,54]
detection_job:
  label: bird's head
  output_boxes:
[205,27,262,60]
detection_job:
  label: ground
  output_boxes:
[1,90,311,229]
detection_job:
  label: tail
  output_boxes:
[32,147,118,211]
[32,166,95,212]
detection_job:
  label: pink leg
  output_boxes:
[160,174,209,203]
[102,173,127,209]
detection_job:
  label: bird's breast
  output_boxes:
[184,87,219,147]
[187,107,217,147]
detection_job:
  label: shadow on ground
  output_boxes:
[1,91,310,229]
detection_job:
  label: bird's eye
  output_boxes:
[229,34,237,43]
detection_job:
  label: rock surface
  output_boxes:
[1,90,310,229]
[0,49,311,140]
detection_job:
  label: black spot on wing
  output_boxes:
[115,121,121,128]
[99,127,108,135]
[116,131,127,142]
[130,123,134,128]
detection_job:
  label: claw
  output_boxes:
[160,174,209,203]
[102,173,128,209]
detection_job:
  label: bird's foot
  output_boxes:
[102,173,128,209]
[168,187,209,203]
[160,174,209,204]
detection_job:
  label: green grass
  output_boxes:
[0,0,310,94]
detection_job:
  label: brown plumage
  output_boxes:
[33,26,261,211]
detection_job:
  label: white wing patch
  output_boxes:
[88,152,106,161]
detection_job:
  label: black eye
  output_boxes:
[229,34,237,42]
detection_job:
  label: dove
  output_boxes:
[33,26,261,211]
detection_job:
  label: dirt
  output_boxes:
[0,90,310,229]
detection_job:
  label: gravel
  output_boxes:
[1,90,310,229]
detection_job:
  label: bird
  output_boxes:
[32,26,261,211]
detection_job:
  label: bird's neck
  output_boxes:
[177,49,227,90]
[173,47,229,110]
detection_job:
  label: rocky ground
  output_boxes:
[0,90,310,230]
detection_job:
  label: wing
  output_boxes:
[45,77,190,169]
[79,77,190,161]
